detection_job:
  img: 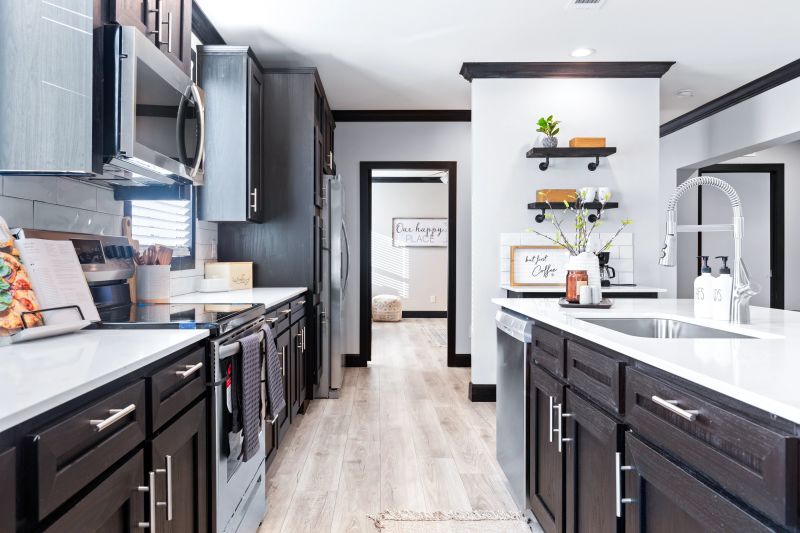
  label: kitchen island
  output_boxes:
[493,297,799,532]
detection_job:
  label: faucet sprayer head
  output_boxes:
[659,233,676,266]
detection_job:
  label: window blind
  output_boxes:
[131,199,192,257]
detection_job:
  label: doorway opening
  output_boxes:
[353,161,466,367]
[689,164,785,308]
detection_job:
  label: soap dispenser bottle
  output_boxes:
[694,255,714,318]
[712,256,733,321]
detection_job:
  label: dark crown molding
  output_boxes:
[660,58,800,138]
[332,110,471,122]
[459,61,675,81]
[191,2,225,45]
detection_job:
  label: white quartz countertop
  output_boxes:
[0,328,209,433]
[171,287,307,309]
[500,284,667,293]
[492,298,800,424]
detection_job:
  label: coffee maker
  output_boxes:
[597,251,616,287]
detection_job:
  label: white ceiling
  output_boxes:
[197,0,800,123]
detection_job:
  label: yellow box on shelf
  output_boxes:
[536,189,577,203]
[569,137,606,148]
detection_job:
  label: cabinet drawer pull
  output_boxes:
[281,309,291,315]
[175,362,203,379]
[651,395,700,421]
[265,317,279,324]
[90,404,136,432]
[137,471,157,531]
[615,452,636,517]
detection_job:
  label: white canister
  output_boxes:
[568,252,602,290]
[136,265,171,303]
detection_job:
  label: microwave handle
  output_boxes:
[176,87,190,166]
[189,83,205,178]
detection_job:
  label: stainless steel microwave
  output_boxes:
[97,24,205,187]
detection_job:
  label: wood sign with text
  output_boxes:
[510,245,570,286]
[392,218,448,247]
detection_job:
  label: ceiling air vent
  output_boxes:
[566,0,607,8]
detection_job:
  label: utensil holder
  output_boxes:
[136,265,170,303]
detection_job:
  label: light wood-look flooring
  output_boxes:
[258,319,529,533]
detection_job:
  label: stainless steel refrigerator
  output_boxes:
[317,174,350,397]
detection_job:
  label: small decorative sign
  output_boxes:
[510,245,570,286]
[392,218,448,247]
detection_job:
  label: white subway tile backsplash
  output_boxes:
[33,202,122,235]
[4,176,59,203]
[170,276,197,296]
[615,258,634,272]
[197,228,218,245]
[56,179,97,211]
[96,187,125,216]
[0,196,34,228]
[619,272,634,285]
[618,246,633,259]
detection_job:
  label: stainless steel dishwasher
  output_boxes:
[495,308,533,511]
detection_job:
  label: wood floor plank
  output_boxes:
[258,318,528,533]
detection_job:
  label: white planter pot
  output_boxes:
[567,252,601,289]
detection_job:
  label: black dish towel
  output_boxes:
[238,331,263,462]
[263,324,286,420]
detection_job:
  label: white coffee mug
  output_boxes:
[579,187,597,203]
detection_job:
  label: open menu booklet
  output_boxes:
[1,222,99,339]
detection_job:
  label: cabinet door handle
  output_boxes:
[155,455,173,520]
[90,403,136,432]
[175,362,203,379]
[327,151,334,168]
[615,452,636,518]
[148,0,170,50]
[557,406,572,453]
[251,188,258,212]
[548,396,554,443]
[282,346,287,377]
[165,11,173,53]
[651,395,699,421]
[137,471,158,531]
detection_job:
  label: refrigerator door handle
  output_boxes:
[341,220,351,294]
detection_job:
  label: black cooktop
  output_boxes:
[96,302,265,335]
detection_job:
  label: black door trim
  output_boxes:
[359,161,464,367]
[698,164,785,309]
[661,59,800,138]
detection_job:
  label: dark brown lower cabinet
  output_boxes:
[290,321,301,418]
[43,450,145,532]
[294,316,308,413]
[528,366,564,533]
[150,399,207,533]
[0,448,15,533]
[275,328,291,442]
[564,389,622,533]
[623,433,772,533]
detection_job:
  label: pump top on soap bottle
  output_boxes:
[712,255,733,321]
[694,255,714,318]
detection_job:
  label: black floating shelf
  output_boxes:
[526,147,617,171]
[528,201,619,223]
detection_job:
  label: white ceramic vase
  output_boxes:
[567,252,601,289]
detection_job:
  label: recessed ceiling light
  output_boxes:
[676,89,695,97]
[570,47,596,58]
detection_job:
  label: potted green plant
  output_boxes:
[537,115,561,148]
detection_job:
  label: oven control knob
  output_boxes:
[104,245,117,259]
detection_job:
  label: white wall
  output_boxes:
[334,121,472,355]
[471,78,661,385]
[659,76,800,298]
[372,182,448,311]
[726,142,800,309]
[0,175,217,296]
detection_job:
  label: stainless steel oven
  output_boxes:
[211,316,268,533]
[97,24,205,188]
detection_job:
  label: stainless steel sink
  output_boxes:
[577,317,757,339]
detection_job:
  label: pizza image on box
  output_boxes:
[0,240,43,335]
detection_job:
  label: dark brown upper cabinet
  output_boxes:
[196,46,265,222]
[109,0,192,75]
